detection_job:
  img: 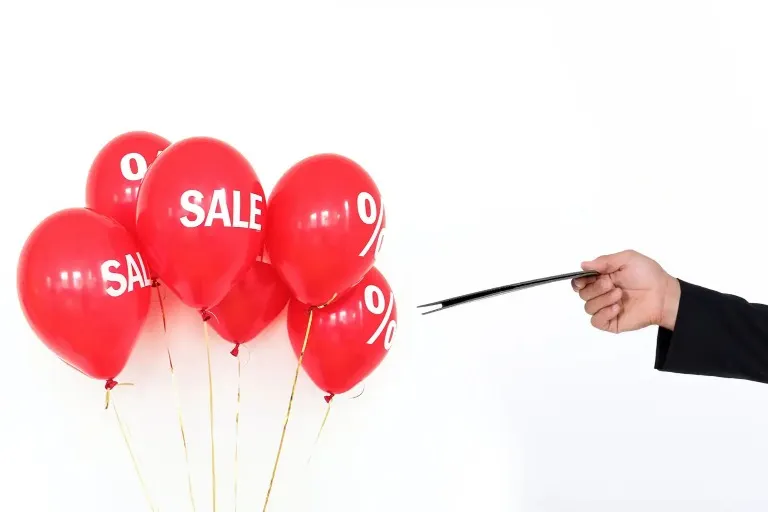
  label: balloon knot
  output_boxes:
[324,393,335,404]
[200,309,212,322]
[230,343,240,357]
[105,379,118,391]
[151,279,161,288]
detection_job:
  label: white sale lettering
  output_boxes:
[180,189,263,230]
[101,252,152,297]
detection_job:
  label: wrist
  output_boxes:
[659,274,681,330]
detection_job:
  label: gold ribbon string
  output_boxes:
[262,293,337,512]
[307,396,334,465]
[104,383,156,512]
[154,280,196,511]
[233,347,242,512]
[202,318,218,512]
[167,348,197,512]
[153,280,167,332]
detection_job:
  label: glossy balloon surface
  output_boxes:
[287,266,397,395]
[135,136,266,309]
[86,131,170,238]
[17,208,151,380]
[267,154,385,306]
[209,261,290,346]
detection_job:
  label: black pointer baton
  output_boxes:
[417,270,599,315]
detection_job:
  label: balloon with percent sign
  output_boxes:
[286,266,397,397]
[86,131,171,238]
[267,153,386,307]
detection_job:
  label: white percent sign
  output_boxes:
[120,149,164,181]
[357,191,385,258]
[364,284,397,350]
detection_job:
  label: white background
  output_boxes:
[2,1,768,511]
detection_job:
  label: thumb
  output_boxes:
[581,250,634,274]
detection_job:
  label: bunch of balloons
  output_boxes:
[16,131,397,422]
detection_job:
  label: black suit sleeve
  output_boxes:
[655,279,768,384]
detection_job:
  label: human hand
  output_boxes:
[572,250,681,333]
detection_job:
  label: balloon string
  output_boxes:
[154,281,196,511]
[166,347,197,512]
[307,395,334,465]
[261,308,314,512]
[262,292,336,512]
[104,381,156,512]
[233,347,242,512]
[152,280,167,332]
[202,318,218,512]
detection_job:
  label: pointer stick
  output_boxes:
[417,270,599,315]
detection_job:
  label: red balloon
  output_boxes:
[17,208,152,382]
[135,137,266,310]
[287,266,397,396]
[209,261,291,353]
[266,154,386,307]
[85,131,171,238]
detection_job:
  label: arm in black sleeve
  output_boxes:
[655,279,768,384]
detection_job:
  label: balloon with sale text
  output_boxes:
[135,137,266,310]
[266,154,386,306]
[286,266,397,396]
[86,131,171,238]
[17,208,152,382]
[209,260,291,353]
